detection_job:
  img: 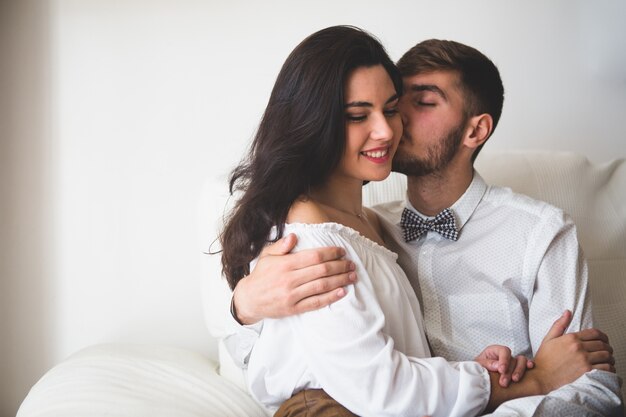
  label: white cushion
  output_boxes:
[17,344,267,417]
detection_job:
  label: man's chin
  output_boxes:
[392,158,433,177]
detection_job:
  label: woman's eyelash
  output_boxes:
[346,107,399,122]
[346,114,367,122]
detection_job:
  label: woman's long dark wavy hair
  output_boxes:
[221,25,402,289]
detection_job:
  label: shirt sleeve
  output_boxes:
[249,227,491,417]
[220,256,265,369]
[222,312,262,368]
[487,370,623,417]
[527,209,592,352]
[523,210,623,415]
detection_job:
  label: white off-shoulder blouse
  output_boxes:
[246,222,490,417]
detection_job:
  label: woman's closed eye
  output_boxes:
[346,104,399,123]
[346,113,367,123]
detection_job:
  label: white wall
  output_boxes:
[1,1,55,416]
[3,0,625,415]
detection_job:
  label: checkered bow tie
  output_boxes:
[400,207,459,242]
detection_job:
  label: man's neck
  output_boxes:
[406,159,474,217]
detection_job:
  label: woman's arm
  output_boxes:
[247,227,488,416]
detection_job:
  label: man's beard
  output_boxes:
[392,122,465,177]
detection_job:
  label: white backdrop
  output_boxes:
[2,0,625,415]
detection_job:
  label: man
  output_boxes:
[227,39,622,415]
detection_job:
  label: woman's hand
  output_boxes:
[475,345,534,387]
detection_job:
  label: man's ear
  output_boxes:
[463,113,493,150]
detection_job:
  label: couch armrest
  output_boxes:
[17,344,268,417]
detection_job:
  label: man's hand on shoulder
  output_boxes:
[232,233,357,325]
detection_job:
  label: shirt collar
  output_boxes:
[403,171,487,232]
[450,171,488,230]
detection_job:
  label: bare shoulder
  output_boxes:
[287,197,332,224]
[364,207,383,235]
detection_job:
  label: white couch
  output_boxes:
[17,150,626,416]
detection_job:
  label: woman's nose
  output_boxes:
[370,114,393,141]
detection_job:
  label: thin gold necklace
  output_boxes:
[313,198,366,220]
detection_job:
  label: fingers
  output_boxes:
[287,246,347,271]
[499,359,514,387]
[511,355,529,382]
[567,330,615,373]
[236,234,358,323]
[592,363,617,373]
[495,346,512,375]
[260,234,347,267]
[474,345,510,374]
[292,286,350,314]
[497,354,533,386]
[498,352,523,387]
[586,350,616,366]
[291,258,356,287]
[474,345,514,387]
[261,233,298,256]
[542,310,573,343]
[575,328,610,344]
[581,339,613,354]
[291,271,357,308]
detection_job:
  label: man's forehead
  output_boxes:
[402,70,462,98]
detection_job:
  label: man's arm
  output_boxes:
[232,233,356,324]
[528,212,592,351]
[523,212,623,415]
[486,310,616,412]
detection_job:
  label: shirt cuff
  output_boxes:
[229,294,245,325]
[453,361,491,416]
[223,320,263,367]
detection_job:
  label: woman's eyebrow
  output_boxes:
[386,94,399,104]
[345,93,400,108]
[345,100,372,108]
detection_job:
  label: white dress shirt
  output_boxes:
[245,222,490,417]
[372,172,622,416]
[373,172,592,359]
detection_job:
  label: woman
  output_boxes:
[221,26,524,417]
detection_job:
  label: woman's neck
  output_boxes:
[309,177,364,218]
[306,176,385,246]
